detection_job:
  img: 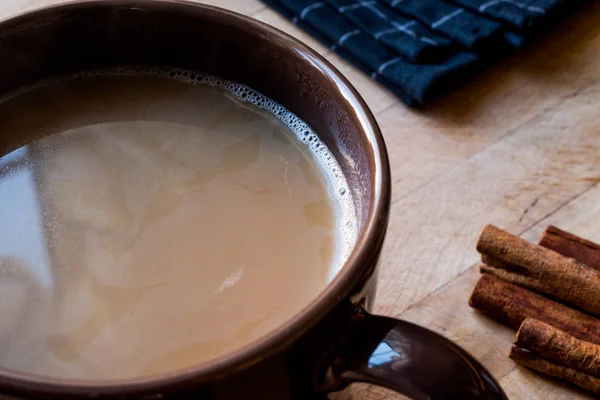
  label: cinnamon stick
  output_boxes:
[476,225,600,317]
[481,254,527,274]
[540,225,600,271]
[515,318,600,378]
[479,264,551,294]
[509,346,600,395]
[468,274,600,345]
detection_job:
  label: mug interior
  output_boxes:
[0,0,390,395]
[0,0,376,225]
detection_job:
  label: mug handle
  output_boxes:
[317,309,508,400]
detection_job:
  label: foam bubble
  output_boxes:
[0,67,358,280]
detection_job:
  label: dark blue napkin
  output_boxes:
[450,0,563,29]
[260,0,570,106]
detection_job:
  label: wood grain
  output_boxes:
[3,1,600,399]
[377,79,600,320]
[501,367,592,400]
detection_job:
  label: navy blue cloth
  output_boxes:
[449,0,564,29]
[261,0,570,106]
[328,0,455,62]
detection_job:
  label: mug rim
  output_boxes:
[0,0,391,396]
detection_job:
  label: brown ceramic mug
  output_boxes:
[0,2,508,399]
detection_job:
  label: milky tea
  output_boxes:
[0,69,357,379]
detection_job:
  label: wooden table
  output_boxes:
[4,1,600,399]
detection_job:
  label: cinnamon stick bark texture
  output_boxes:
[481,254,527,274]
[509,346,600,395]
[515,318,600,378]
[540,225,600,271]
[476,225,600,317]
[469,274,600,345]
[479,264,551,294]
